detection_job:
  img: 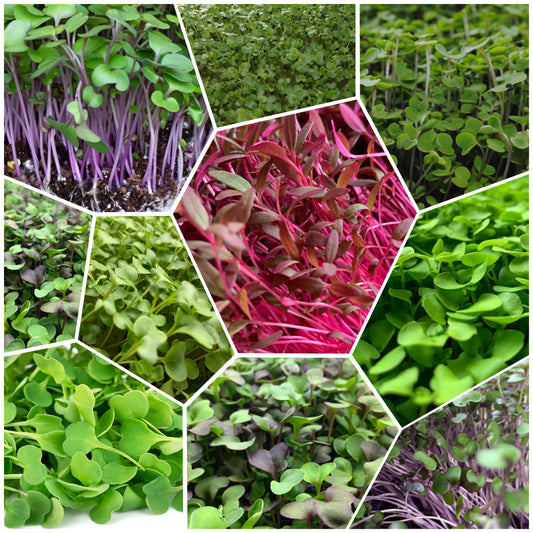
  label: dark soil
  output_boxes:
[4,134,194,212]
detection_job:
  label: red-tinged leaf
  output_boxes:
[251,331,283,351]
[327,199,340,217]
[303,231,328,247]
[338,240,352,258]
[256,159,273,196]
[285,276,326,293]
[305,247,319,267]
[279,221,300,260]
[321,262,337,277]
[338,160,360,188]
[366,181,382,211]
[329,282,373,302]
[295,121,313,153]
[287,186,325,199]
[215,189,242,202]
[195,258,226,299]
[352,179,378,187]
[303,151,320,177]
[248,211,280,225]
[181,188,210,230]
[252,141,289,160]
[333,127,357,159]
[239,289,251,319]
[309,108,326,136]
[272,259,301,274]
[340,103,368,133]
[351,230,365,248]
[392,218,414,241]
[272,157,303,184]
[209,223,246,250]
[219,188,255,225]
[283,114,297,153]
[336,130,351,152]
[322,188,350,202]
[326,230,339,263]
[21,265,46,286]
[228,319,250,336]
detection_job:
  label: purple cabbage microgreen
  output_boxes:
[4,4,211,211]
[4,181,90,351]
[354,363,529,529]
[187,358,397,529]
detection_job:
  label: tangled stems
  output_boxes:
[354,364,529,529]
[178,102,416,353]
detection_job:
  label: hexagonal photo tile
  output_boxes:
[187,356,398,529]
[179,4,356,126]
[4,342,183,528]
[4,4,212,212]
[176,99,417,354]
[359,3,529,208]
[352,174,529,426]
[352,359,529,529]
[4,178,92,352]
[78,214,233,401]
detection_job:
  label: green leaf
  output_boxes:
[456,132,477,155]
[189,507,226,529]
[91,64,130,91]
[209,169,252,192]
[271,469,305,495]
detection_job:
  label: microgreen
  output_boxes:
[360,4,529,206]
[4,180,90,351]
[80,215,233,400]
[4,4,210,210]
[354,363,529,529]
[180,4,356,125]
[187,357,397,529]
[353,175,529,424]
[177,101,416,353]
[4,344,183,527]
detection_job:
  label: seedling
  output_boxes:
[3,344,183,527]
[353,175,529,424]
[180,4,355,125]
[81,215,233,400]
[187,357,397,529]
[360,4,529,206]
[4,181,90,351]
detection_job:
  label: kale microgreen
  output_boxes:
[354,362,529,529]
[4,4,210,209]
[4,180,90,351]
[187,357,398,529]
[4,344,183,527]
[177,101,416,353]
[80,215,233,400]
[360,4,529,207]
[353,175,529,424]
[180,4,356,125]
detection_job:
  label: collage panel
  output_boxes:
[176,100,416,354]
[179,3,356,126]
[4,343,183,528]
[352,361,529,529]
[4,4,211,212]
[79,215,233,402]
[187,356,397,529]
[360,4,529,207]
[4,180,91,352]
[3,3,530,531]
[352,175,529,425]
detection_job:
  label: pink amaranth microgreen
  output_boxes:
[177,101,416,353]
